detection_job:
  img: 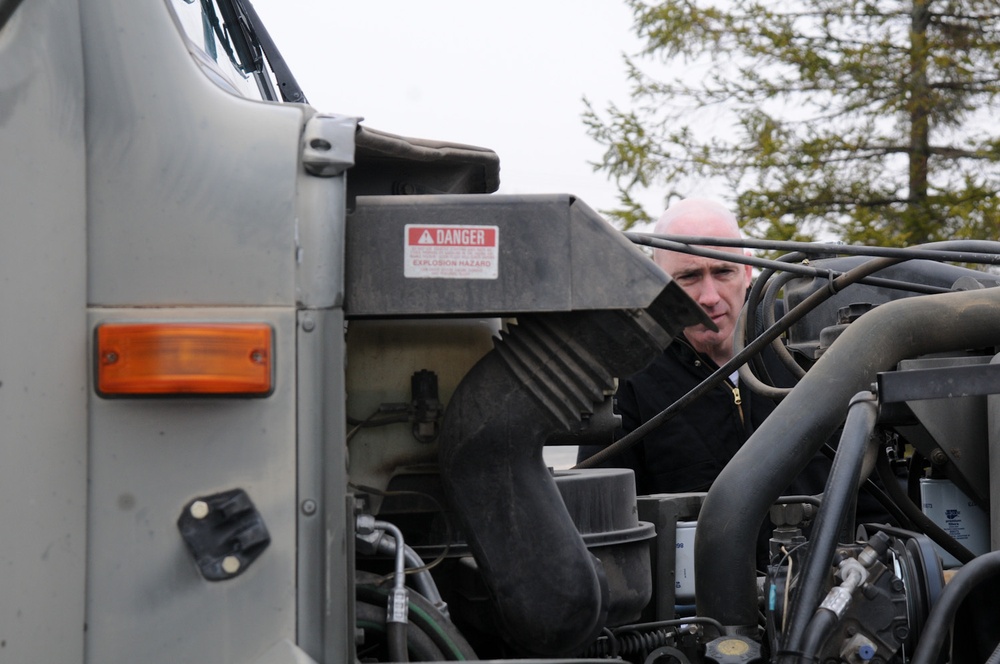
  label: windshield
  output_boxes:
[169,0,280,101]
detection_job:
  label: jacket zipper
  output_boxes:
[731,383,744,425]
[680,336,746,426]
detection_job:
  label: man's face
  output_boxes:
[656,248,752,363]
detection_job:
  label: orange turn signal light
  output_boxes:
[95,323,273,397]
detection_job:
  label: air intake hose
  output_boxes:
[439,292,704,656]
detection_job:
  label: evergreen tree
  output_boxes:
[585,0,1000,243]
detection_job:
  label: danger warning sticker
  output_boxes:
[404,224,499,279]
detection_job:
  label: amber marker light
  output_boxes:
[95,323,273,397]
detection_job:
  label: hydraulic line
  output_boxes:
[355,601,445,662]
[744,251,809,390]
[696,284,1000,630]
[778,392,878,662]
[640,234,1000,267]
[909,550,1000,664]
[734,306,792,401]
[374,519,410,663]
[760,271,807,379]
[369,533,448,617]
[628,233,963,295]
[355,579,480,661]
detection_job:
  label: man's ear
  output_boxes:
[743,250,753,283]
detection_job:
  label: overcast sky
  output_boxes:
[250,1,665,223]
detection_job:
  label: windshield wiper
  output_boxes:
[233,0,308,103]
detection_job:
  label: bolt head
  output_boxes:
[189,500,210,520]
[222,556,241,574]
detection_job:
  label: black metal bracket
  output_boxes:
[877,362,1000,404]
[177,488,271,581]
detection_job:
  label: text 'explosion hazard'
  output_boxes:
[404,224,500,280]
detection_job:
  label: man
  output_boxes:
[652,199,752,369]
[579,198,781,495]
[581,198,890,547]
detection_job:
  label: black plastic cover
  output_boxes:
[345,194,682,317]
[348,126,500,200]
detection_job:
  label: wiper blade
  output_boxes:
[0,0,26,31]
[234,0,308,103]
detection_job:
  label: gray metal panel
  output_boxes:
[0,0,89,661]
[86,308,298,663]
[81,0,304,307]
[295,309,353,663]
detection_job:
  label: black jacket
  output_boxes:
[579,335,831,497]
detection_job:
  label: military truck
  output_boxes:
[4,0,1000,662]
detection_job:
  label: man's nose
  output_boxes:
[698,277,721,307]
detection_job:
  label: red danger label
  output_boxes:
[407,226,497,247]
[404,224,499,279]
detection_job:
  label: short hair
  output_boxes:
[654,198,740,237]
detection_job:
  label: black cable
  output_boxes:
[612,615,726,637]
[576,250,912,469]
[815,440,913,530]
[778,393,879,662]
[910,551,1000,664]
[628,234,959,295]
[585,240,1000,469]
[744,252,809,389]
[760,271,807,380]
[734,306,792,400]
[350,484,453,577]
[637,234,1000,266]
[874,446,975,564]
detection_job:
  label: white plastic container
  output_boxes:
[920,478,989,568]
[675,521,698,602]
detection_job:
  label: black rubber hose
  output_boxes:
[734,306,793,401]
[874,446,975,564]
[796,609,839,664]
[778,393,878,661]
[761,271,807,380]
[356,583,479,660]
[815,442,912,529]
[387,621,409,663]
[745,252,808,387]
[355,600,445,662]
[695,285,1000,629]
[909,551,1000,664]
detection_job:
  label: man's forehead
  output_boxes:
[658,247,744,274]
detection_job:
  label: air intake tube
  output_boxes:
[695,286,1000,631]
[439,289,705,657]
